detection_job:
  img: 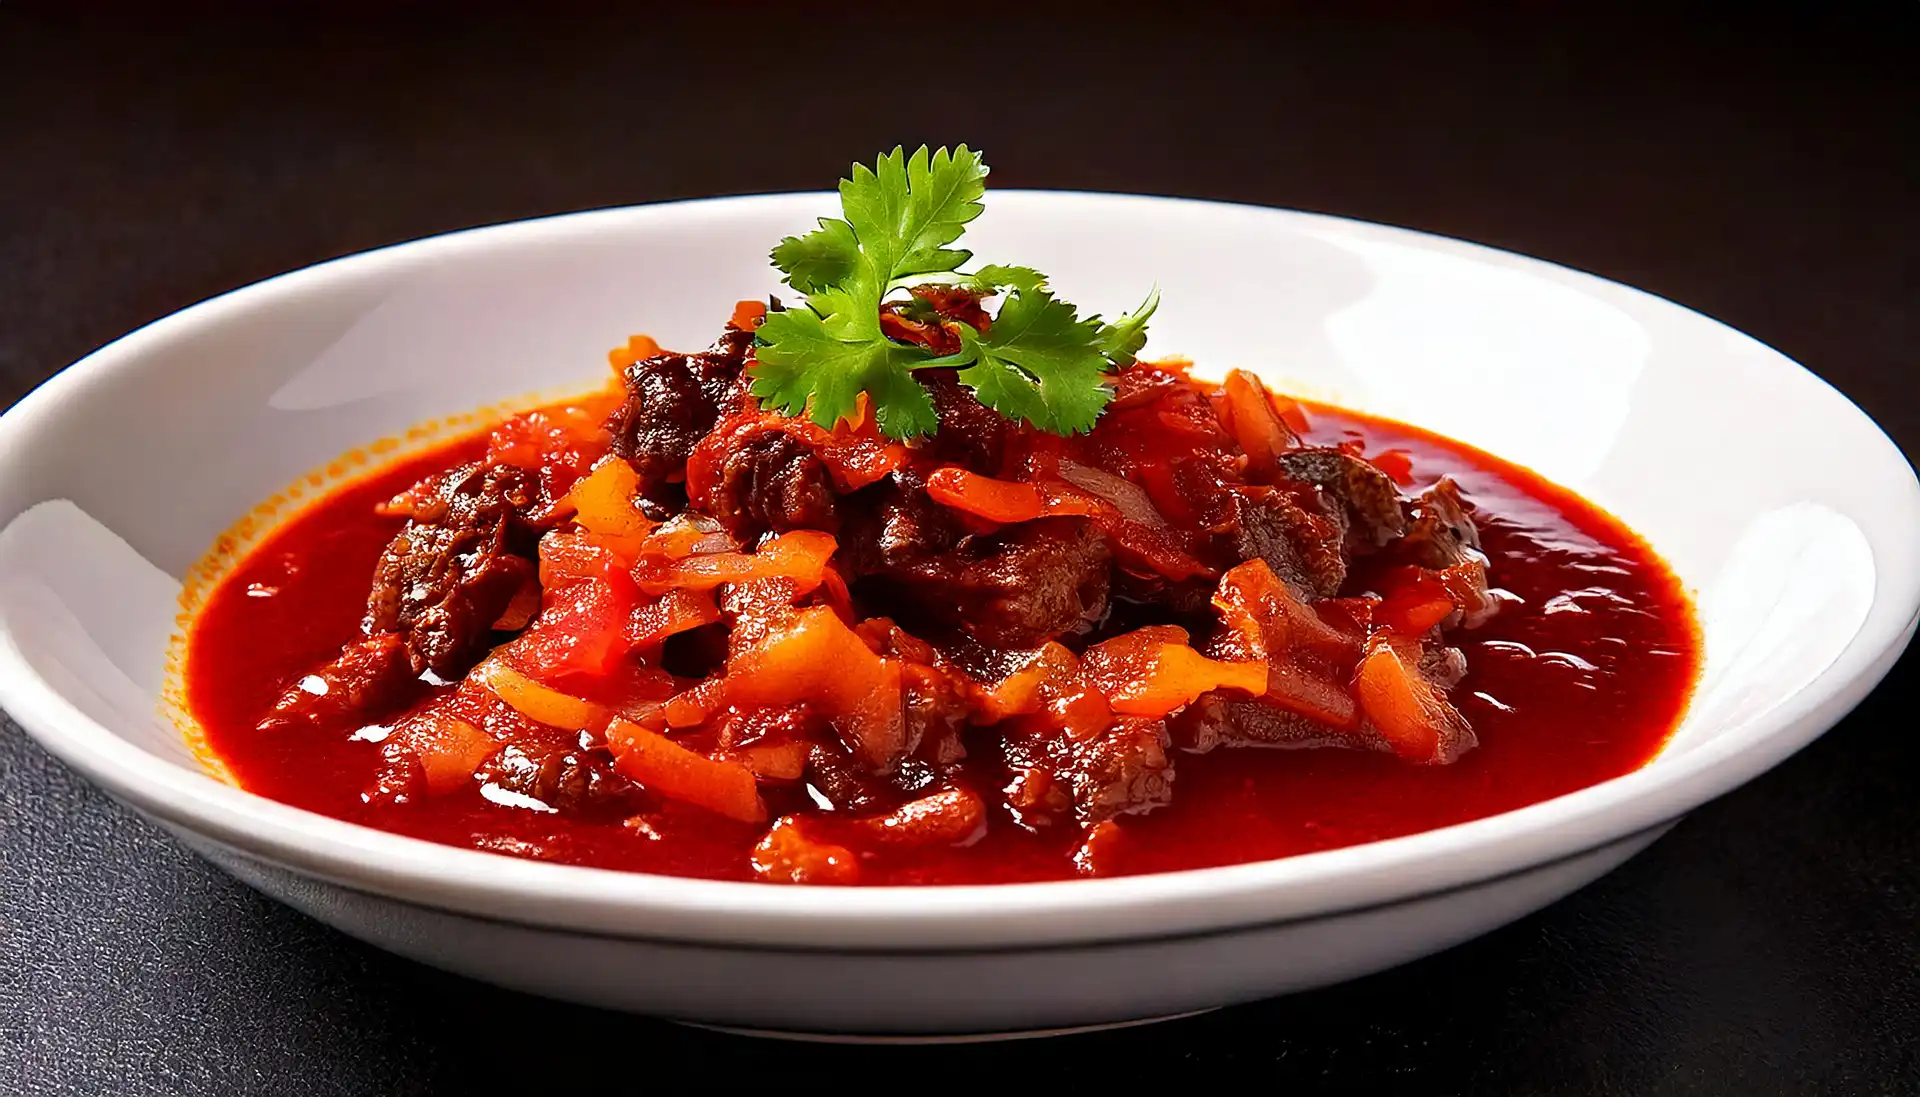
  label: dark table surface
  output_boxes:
[3,8,1916,1094]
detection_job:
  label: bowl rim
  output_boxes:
[3,190,1916,951]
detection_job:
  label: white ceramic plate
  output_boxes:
[2,193,1915,1038]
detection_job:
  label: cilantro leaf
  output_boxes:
[839,145,987,280]
[952,288,1113,434]
[752,308,913,429]
[753,145,1152,440]
[865,356,940,439]
[1092,285,1160,367]
[967,264,1050,295]
[770,218,860,295]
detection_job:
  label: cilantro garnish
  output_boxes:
[752,146,1158,440]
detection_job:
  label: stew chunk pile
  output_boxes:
[257,302,1504,882]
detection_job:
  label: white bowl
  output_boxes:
[2,193,1915,1039]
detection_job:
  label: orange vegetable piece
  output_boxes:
[1220,370,1299,481]
[606,718,767,822]
[561,457,649,538]
[725,605,905,769]
[400,716,499,796]
[1212,560,1363,728]
[925,466,1101,526]
[926,467,1044,523]
[626,587,722,649]
[851,786,987,848]
[977,642,1112,739]
[750,817,859,884]
[475,658,610,730]
[538,529,635,588]
[1079,625,1267,718]
[1376,595,1455,635]
[1353,636,1474,763]
[730,299,768,331]
[635,529,837,596]
[732,740,812,782]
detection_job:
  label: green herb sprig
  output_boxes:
[750,146,1157,440]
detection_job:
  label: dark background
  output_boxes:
[2,7,1915,1094]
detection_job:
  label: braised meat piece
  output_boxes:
[255,633,416,733]
[604,329,751,511]
[921,369,1009,473]
[848,480,1114,648]
[1273,448,1408,553]
[1003,716,1174,827]
[691,421,840,542]
[843,471,966,572]
[478,742,644,817]
[1396,477,1481,569]
[365,461,544,680]
[1172,637,1476,765]
[1170,691,1346,755]
[950,519,1112,648]
[1222,487,1349,599]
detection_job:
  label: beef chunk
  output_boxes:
[1172,636,1477,764]
[954,519,1112,648]
[256,633,417,733]
[848,487,1113,647]
[365,461,542,680]
[843,472,966,573]
[1273,448,1408,553]
[922,369,1009,473]
[804,740,899,813]
[1396,477,1481,569]
[478,743,644,818]
[604,332,750,510]
[1169,690,1352,754]
[693,422,840,541]
[1223,487,1349,599]
[1003,716,1174,827]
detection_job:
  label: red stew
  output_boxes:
[186,309,1696,885]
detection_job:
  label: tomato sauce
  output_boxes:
[187,401,1698,885]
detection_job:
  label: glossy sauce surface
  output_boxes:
[189,402,1698,884]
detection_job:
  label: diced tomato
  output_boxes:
[539,529,634,588]
[1211,560,1365,728]
[514,574,638,680]
[1219,370,1299,481]
[978,642,1114,741]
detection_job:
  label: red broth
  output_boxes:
[187,401,1698,884]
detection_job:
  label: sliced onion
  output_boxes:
[1054,460,1169,529]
